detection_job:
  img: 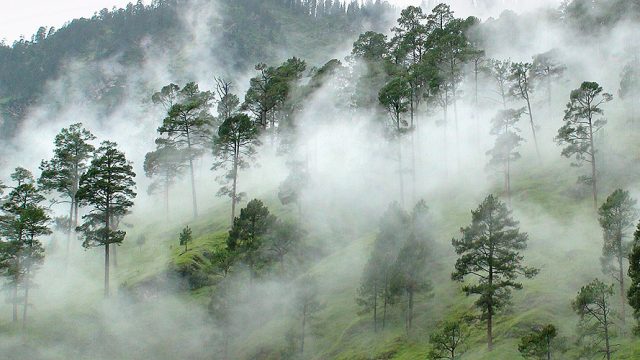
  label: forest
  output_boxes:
[2,0,640,359]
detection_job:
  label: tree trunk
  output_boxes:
[604,305,611,360]
[488,245,494,351]
[506,154,512,206]
[373,284,378,332]
[187,134,198,218]
[443,100,449,178]
[398,138,404,208]
[66,200,74,265]
[453,92,460,170]
[22,262,31,329]
[526,98,540,159]
[382,275,388,331]
[104,243,110,298]
[12,275,18,323]
[165,173,170,222]
[231,153,239,225]
[588,120,598,209]
[619,246,626,329]
[301,304,307,356]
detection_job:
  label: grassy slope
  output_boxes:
[4,159,640,359]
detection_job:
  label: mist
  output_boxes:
[1,0,640,358]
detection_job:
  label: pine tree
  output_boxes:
[598,189,638,328]
[295,276,323,356]
[226,199,276,279]
[485,59,512,109]
[555,81,612,209]
[572,279,616,360]
[212,114,261,224]
[143,139,188,220]
[428,316,471,359]
[486,108,525,204]
[38,123,95,259]
[628,222,640,334]
[179,226,192,252]
[357,202,409,331]
[509,62,539,157]
[0,168,50,325]
[157,82,214,218]
[452,194,538,350]
[532,49,566,111]
[76,141,136,297]
[518,324,557,360]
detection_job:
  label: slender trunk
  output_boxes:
[222,331,229,360]
[411,110,416,205]
[12,276,18,323]
[165,173,170,222]
[66,200,74,265]
[22,262,31,329]
[104,209,110,298]
[506,154,512,205]
[546,333,551,360]
[526,98,540,159]
[488,243,494,351]
[187,133,198,218]
[301,305,307,356]
[604,304,611,360]
[382,296,387,330]
[373,283,378,332]
[453,92,460,170]
[398,137,404,208]
[443,100,449,178]
[104,244,110,298]
[382,273,388,330]
[619,244,626,329]
[588,119,598,209]
[231,152,239,225]
[188,156,198,218]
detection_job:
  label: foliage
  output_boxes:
[179,226,193,252]
[428,316,472,360]
[212,114,261,220]
[517,324,557,360]
[452,194,538,349]
[628,222,640,334]
[227,199,277,278]
[572,279,616,359]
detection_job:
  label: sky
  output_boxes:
[0,0,151,43]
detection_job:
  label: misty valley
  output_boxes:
[2,0,640,359]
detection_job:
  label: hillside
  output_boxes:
[3,1,640,360]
